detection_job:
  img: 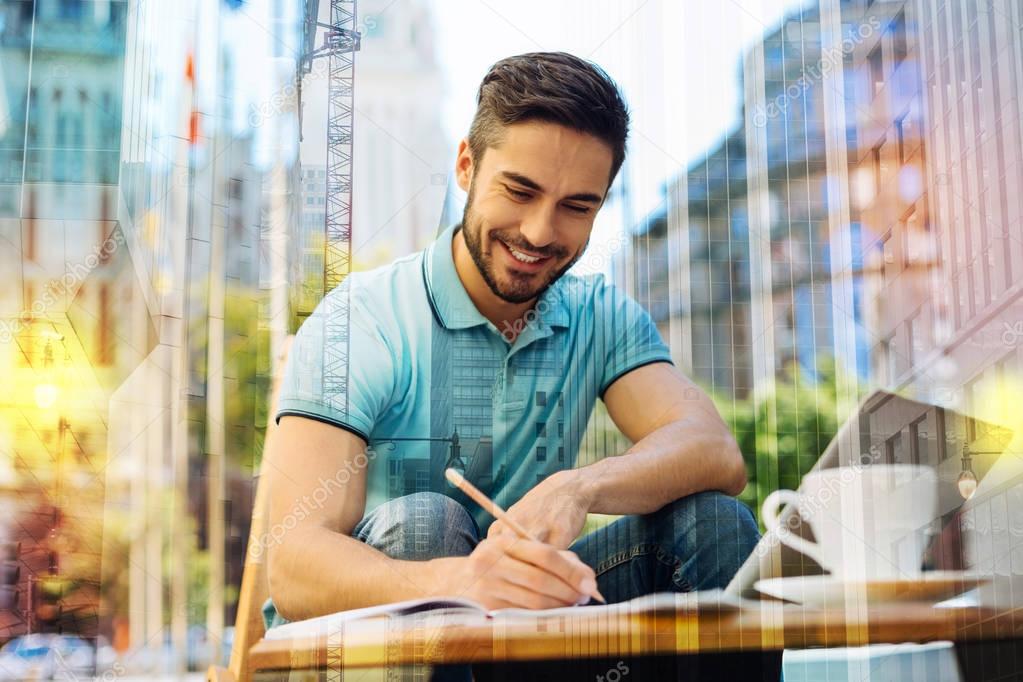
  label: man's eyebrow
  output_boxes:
[498,171,603,204]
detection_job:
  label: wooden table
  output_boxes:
[249,603,1023,681]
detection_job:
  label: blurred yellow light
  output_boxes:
[34,383,59,409]
[144,211,160,247]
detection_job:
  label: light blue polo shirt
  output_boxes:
[277,223,673,536]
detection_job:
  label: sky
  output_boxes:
[429,0,813,224]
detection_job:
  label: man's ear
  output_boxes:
[455,138,474,192]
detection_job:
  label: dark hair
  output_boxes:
[468,52,630,189]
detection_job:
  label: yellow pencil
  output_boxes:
[444,467,606,605]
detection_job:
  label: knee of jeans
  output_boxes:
[673,491,760,554]
[359,492,479,561]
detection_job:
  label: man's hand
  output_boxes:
[428,533,596,610]
[487,470,592,550]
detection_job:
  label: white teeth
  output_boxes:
[506,243,542,263]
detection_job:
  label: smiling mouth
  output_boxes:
[498,239,550,265]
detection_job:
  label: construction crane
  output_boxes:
[300,0,360,420]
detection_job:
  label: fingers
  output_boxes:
[498,554,587,606]
[468,535,598,610]
[498,536,596,596]
[491,577,580,610]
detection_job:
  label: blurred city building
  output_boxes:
[1,0,1022,674]
[836,0,1023,576]
[294,0,449,322]
[0,0,132,644]
[630,5,852,400]
[0,0,304,674]
[627,0,1022,565]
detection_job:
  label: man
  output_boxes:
[265,52,758,630]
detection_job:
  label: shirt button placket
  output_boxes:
[502,360,513,402]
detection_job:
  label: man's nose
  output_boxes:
[518,205,557,250]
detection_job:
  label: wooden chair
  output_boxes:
[208,336,292,682]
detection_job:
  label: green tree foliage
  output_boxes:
[716,359,840,527]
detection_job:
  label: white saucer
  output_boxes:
[754,571,988,606]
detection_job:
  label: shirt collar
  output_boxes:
[422,224,570,332]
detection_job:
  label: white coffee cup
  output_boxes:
[761,464,938,579]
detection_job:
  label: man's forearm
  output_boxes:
[269,526,448,621]
[571,418,747,516]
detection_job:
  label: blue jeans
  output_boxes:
[353,490,761,681]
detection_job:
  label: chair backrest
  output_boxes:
[209,337,292,682]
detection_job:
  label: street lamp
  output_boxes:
[959,442,1007,499]
[375,431,466,473]
[957,457,977,499]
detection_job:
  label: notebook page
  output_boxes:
[265,596,487,640]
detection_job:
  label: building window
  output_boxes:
[27,87,39,146]
[936,408,949,461]
[906,310,922,370]
[965,376,981,442]
[98,283,112,366]
[995,353,1016,401]
[892,11,908,69]
[557,422,564,437]
[901,207,919,268]
[535,391,547,407]
[25,216,36,261]
[59,0,84,20]
[536,446,546,462]
[895,116,906,165]
[880,229,894,286]
[535,422,546,438]
[23,283,35,328]
[885,432,902,464]
[415,470,429,492]
[868,43,884,95]
[878,335,897,385]
[909,416,927,465]
[557,446,564,463]
[872,141,884,199]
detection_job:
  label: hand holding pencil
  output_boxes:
[445,467,606,605]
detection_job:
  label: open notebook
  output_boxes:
[264,589,755,640]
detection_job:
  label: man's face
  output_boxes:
[456,121,614,304]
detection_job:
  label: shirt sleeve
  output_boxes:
[595,279,674,398]
[275,276,397,441]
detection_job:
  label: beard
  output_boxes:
[460,181,587,304]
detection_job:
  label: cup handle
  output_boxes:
[761,489,828,569]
